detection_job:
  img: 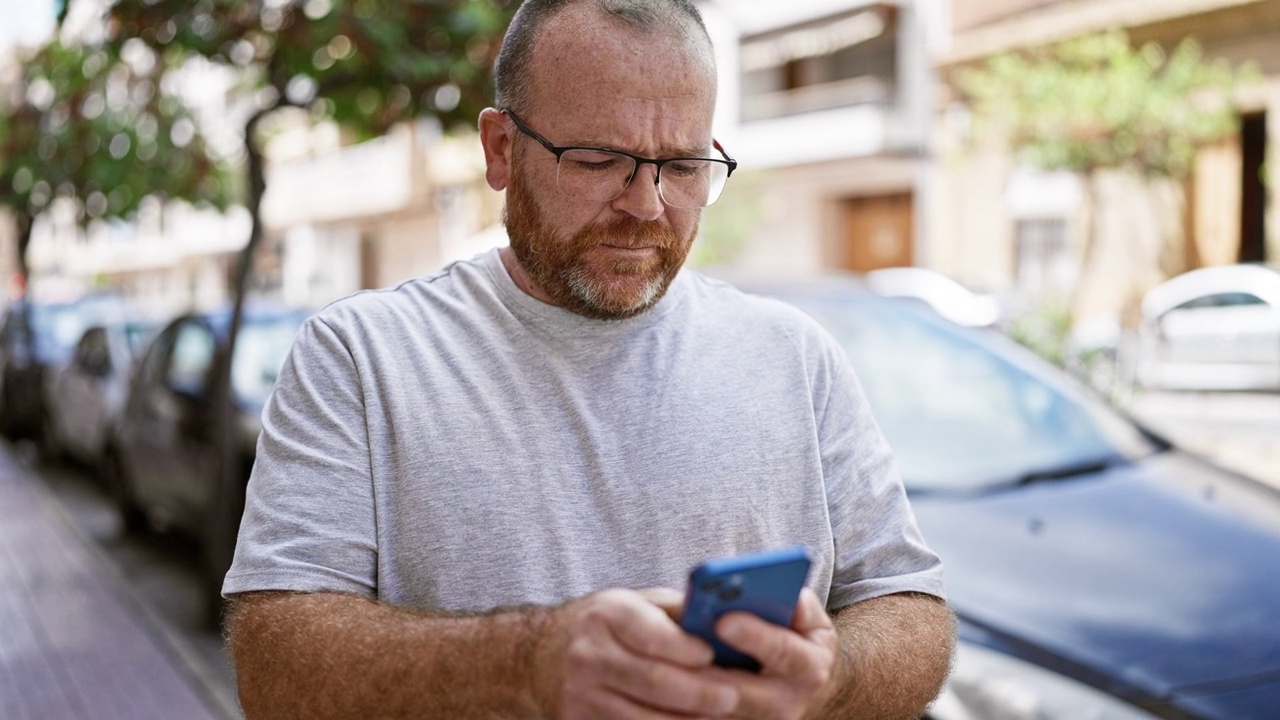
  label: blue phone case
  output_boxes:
[679,546,812,671]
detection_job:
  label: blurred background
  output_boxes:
[1,1,1278,719]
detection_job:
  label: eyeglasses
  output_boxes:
[501,109,737,209]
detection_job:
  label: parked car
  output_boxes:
[745,276,1280,720]
[103,303,310,624]
[42,316,158,467]
[1133,264,1280,391]
[863,266,1004,328]
[0,293,132,443]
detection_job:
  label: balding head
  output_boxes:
[493,0,716,115]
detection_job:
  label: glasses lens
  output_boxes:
[554,149,731,209]
[658,160,729,209]
[557,149,635,203]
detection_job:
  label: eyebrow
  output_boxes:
[590,139,715,159]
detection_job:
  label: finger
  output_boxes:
[793,589,839,650]
[716,611,827,682]
[581,684,733,720]
[606,592,715,667]
[598,652,739,718]
[792,589,834,632]
[635,587,685,622]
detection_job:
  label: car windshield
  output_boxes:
[231,314,305,407]
[780,293,1160,494]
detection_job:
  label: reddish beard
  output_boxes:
[504,156,697,320]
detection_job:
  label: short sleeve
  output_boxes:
[222,316,379,597]
[818,347,946,610]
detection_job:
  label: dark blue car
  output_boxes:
[105,302,311,625]
[753,276,1280,720]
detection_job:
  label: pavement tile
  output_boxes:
[0,448,231,720]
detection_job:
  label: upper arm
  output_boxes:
[223,317,379,597]
[817,346,946,607]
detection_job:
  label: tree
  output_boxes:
[0,38,232,285]
[957,31,1254,323]
[99,0,516,624]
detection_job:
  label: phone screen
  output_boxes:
[679,546,812,671]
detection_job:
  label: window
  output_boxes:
[740,6,898,121]
[1015,217,1072,299]
[1173,292,1266,311]
[167,322,216,397]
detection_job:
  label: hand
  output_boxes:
[707,589,840,720]
[533,588,741,720]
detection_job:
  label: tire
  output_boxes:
[101,447,147,535]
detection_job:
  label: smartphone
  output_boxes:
[679,545,812,671]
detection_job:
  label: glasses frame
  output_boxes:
[500,109,738,208]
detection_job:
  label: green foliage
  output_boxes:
[0,39,232,229]
[958,31,1254,178]
[692,170,768,268]
[1006,300,1073,367]
[106,0,517,139]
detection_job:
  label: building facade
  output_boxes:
[698,0,949,277]
[936,0,1280,324]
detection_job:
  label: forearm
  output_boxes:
[226,590,549,720]
[808,592,956,720]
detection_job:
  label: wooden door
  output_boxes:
[836,193,914,273]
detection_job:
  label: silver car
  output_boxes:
[43,318,156,467]
[1133,264,1280,391]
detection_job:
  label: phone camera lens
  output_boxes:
[718,587,743,601]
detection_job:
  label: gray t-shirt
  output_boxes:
[224,248,944,611]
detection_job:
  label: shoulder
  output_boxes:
[309,252,498,337]
[681,270,840,353]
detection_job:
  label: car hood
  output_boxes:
[912,451,1280,713]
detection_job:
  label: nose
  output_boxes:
[610,162,665,221]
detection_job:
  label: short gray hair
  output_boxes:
[493,0,712,114]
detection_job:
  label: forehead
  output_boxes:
[523,5,717,152]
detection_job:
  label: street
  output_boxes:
[3,388,1276,719]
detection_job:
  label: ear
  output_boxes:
[478,107,513,191]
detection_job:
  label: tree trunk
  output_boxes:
[15,210,32,282]
[203,107,272,626]
[1070,168,1102,325]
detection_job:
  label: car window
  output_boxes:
[231,314,304,406]
[782,294,1157,493]
[1172,292,1267,311]
[167,321,216,396]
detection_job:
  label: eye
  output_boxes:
[665,160,707,179]
[563,149,627,173]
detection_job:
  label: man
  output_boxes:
[224,1,955,718]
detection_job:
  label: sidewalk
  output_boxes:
[0,446,237,720]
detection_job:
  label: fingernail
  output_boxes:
[719,617,745,642]
[713,686,739,714]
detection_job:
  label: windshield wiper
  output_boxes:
[1012,454,1126,487]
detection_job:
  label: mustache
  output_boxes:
[575,217,681,249]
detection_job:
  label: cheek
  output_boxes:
[668,209,702,243]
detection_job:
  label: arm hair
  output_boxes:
[809,592,956,720]
[226,591,551,720]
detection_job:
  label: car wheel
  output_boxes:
[101,447,146,534]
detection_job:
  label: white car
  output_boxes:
[1133,264,1280,391]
